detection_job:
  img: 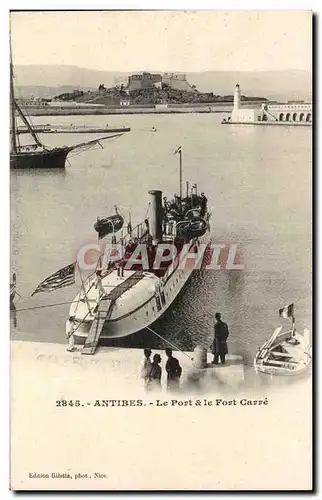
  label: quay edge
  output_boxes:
[11,340,245,394]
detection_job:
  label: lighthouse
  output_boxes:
[224,82,265,124]
[233,83,241,111]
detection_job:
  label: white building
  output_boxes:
[120,98,131,106]
[223,84,312,125]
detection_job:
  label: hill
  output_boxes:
[187,70,312,101]
[14,85,96,99]
[13,65,312,101]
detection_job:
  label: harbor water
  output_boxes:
[10,113,312,367]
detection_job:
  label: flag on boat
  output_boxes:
[173,146,182,155]
[31,262,76,296]
[279,303,294,319]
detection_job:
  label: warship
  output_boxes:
[66,150,211,354]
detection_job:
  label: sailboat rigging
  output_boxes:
[10,40,127,170]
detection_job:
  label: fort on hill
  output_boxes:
[52,72,268,106]
[127,72,196,92]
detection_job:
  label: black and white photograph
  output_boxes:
[9,10,312,491]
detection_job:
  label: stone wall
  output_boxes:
[266,103,312,123]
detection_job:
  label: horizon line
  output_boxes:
[13,64,312,73]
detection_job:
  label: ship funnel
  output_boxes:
[148,190,163,244]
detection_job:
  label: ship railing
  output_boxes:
[121,221,149,247]
[93,220,150,268]
[91,209,209,275]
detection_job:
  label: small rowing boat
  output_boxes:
[254,303,311,376]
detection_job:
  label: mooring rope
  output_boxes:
[146,325,193,361]
[12,300,79,313]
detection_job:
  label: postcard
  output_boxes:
[9,10,312,491]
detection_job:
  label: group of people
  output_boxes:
[140,312,229,390]
[141,348,182,392]
[163,192,208,221]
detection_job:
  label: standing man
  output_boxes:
[165,348,182,391]
[212,312,229,365]
[141,348,152,389]
[147,354,162,392]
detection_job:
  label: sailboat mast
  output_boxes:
[15,101,43,147]
[10,37,17,154]
[10,31,43,150]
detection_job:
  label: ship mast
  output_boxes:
[179,146,182,200]
[10,36,17,154]
[174,145,183,200]
[10,32,43,151]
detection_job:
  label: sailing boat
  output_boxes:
[10,45,127,170]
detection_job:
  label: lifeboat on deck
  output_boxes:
[94,214,124,239]
[176,218,208,238]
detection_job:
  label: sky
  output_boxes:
[10,10,312,73]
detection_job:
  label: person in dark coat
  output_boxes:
[165,348,182,391]
[200,193,208,216]
[212,312,229,364]
[146,354,162,391]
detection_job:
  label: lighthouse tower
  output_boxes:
[233,83,241,111]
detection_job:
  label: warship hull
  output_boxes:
[67,231,211,342]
